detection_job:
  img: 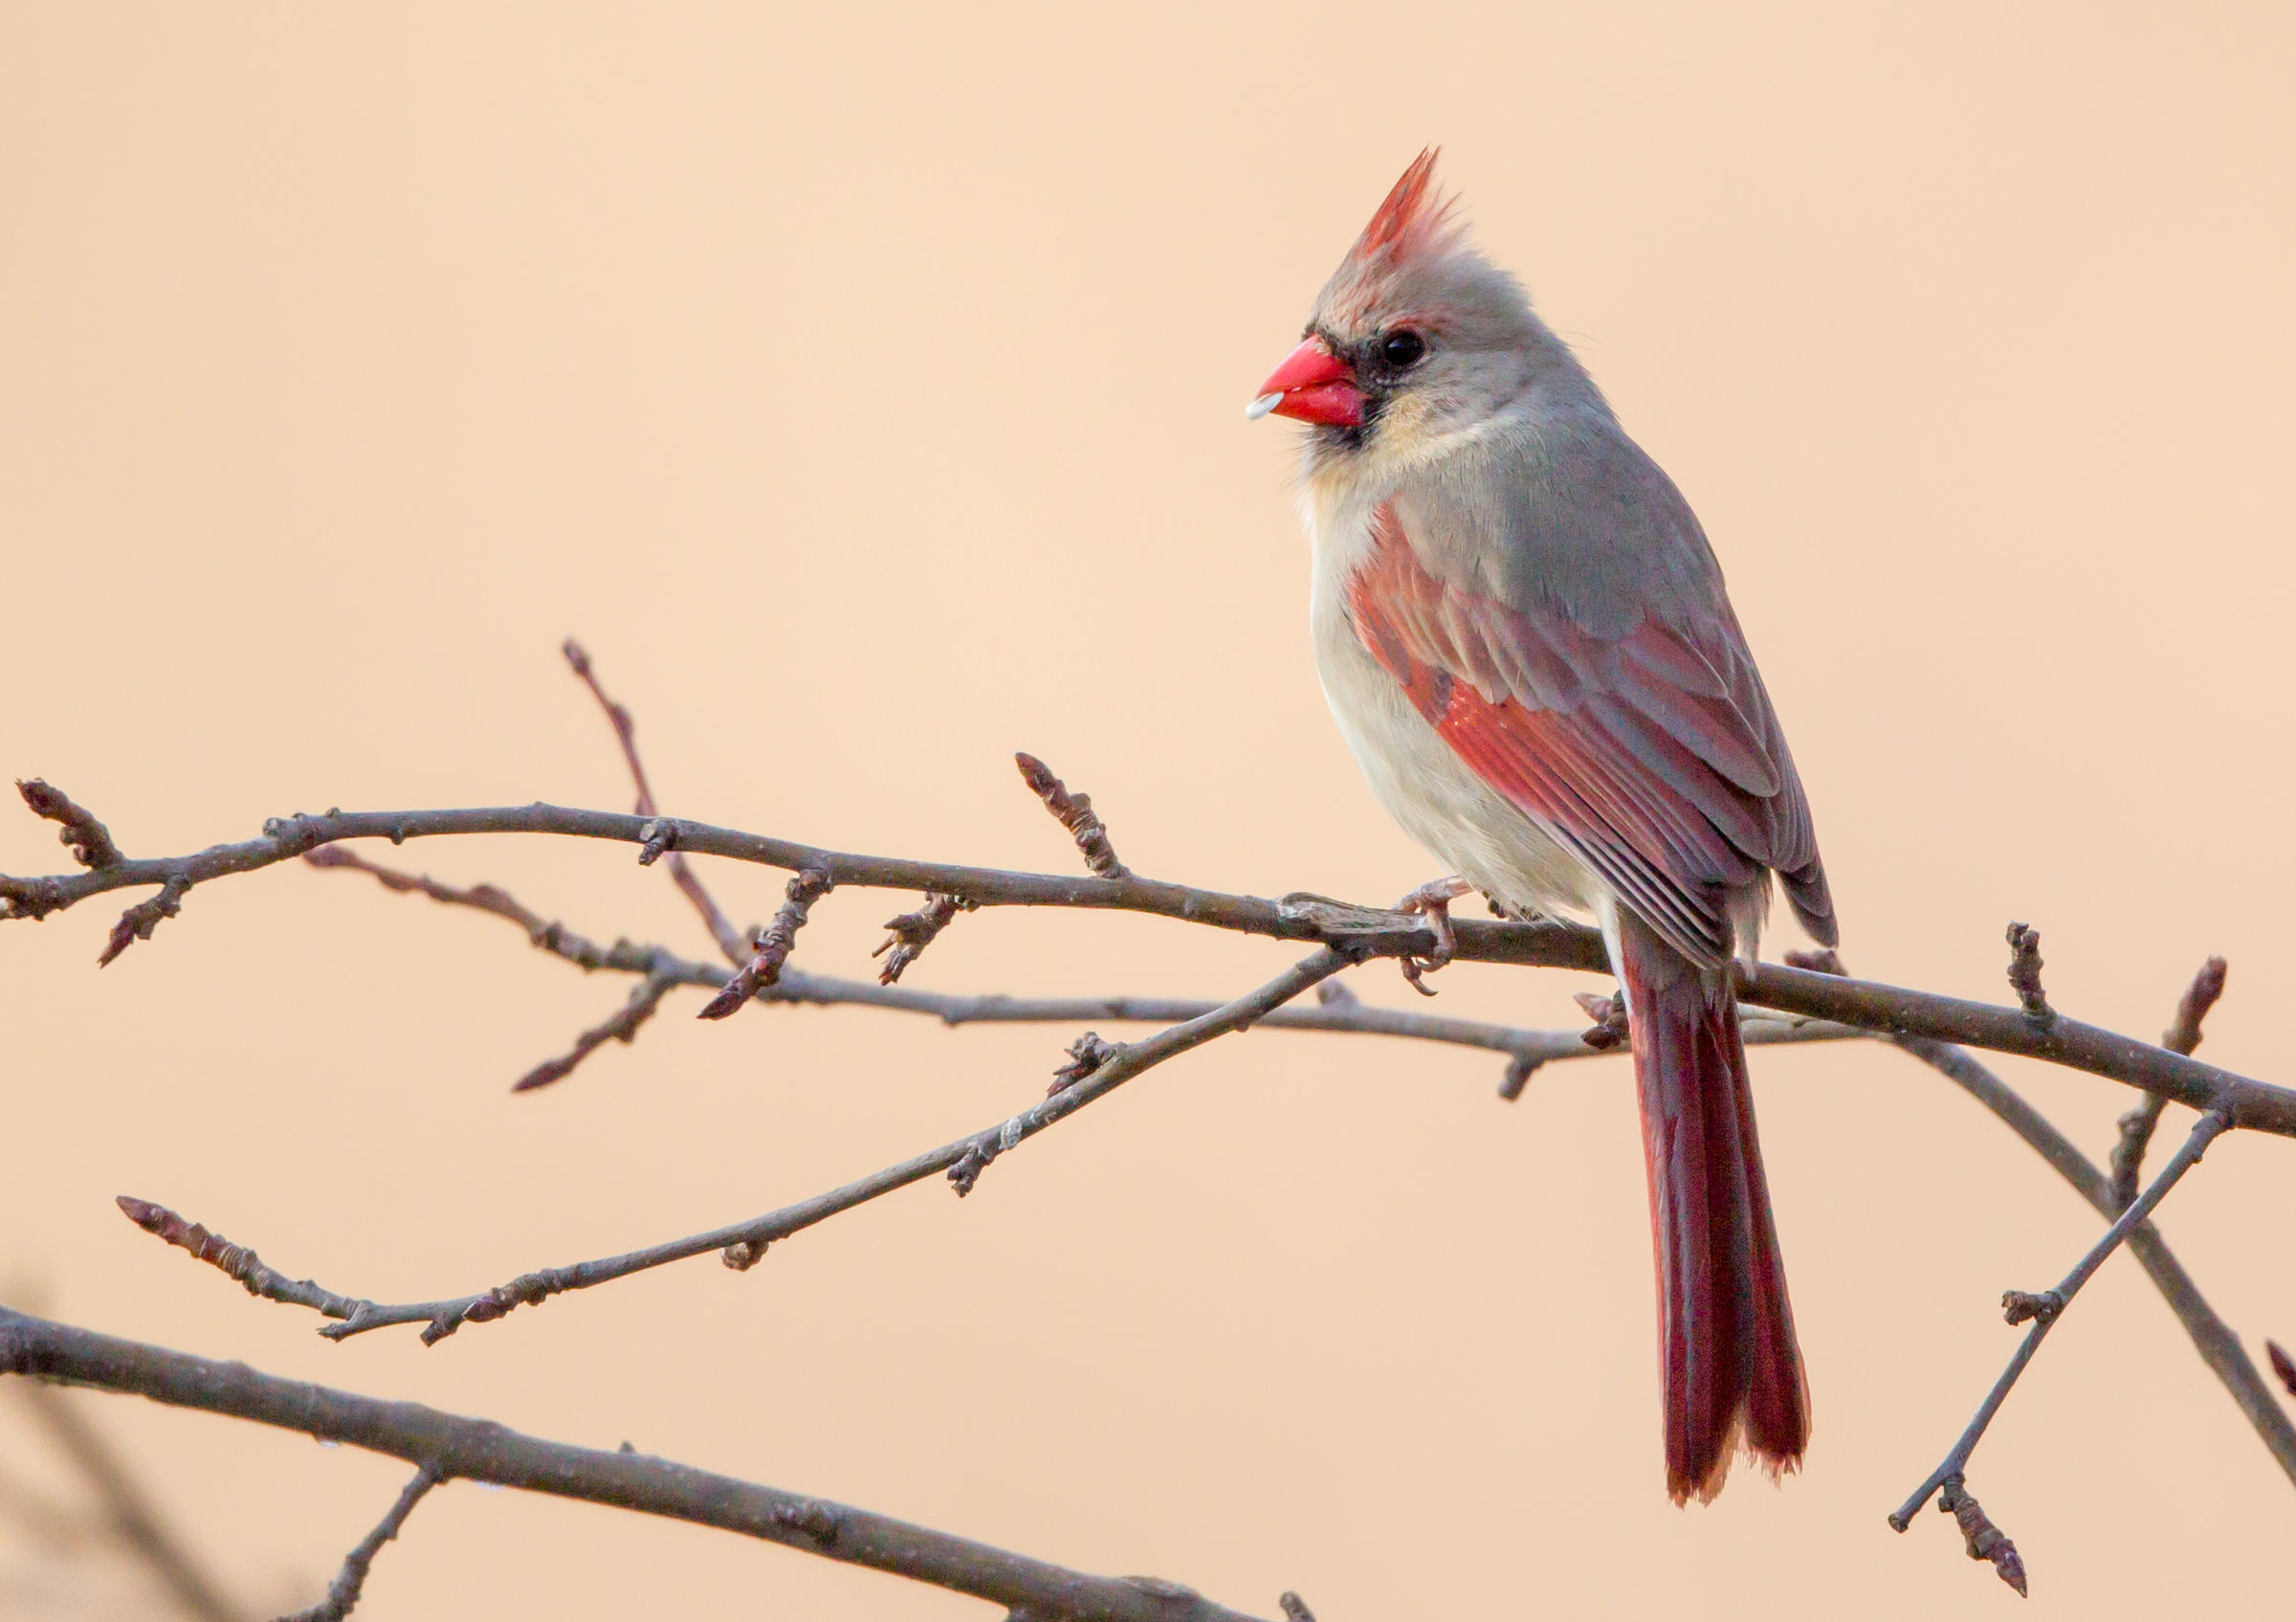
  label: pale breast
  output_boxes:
[1307,504,1597,923]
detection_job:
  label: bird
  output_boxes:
[1247,149,1836,1505]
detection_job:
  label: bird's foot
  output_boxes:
[1394,877,1471,997]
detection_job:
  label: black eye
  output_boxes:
[1380,329,1425,368]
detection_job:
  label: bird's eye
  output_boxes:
[1380,330,1425,368]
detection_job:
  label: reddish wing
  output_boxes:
[1348,504,1829,965]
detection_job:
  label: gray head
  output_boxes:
[1248,150,1599,466]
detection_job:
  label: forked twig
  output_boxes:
[1890,1109,2232,1538]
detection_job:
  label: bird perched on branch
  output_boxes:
[1248,150,1836,1504]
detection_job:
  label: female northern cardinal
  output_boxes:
[1249,150,1836,1504]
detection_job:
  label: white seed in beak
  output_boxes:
[1244,391,1284,421]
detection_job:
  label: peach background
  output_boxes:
[3,5,2291,1617]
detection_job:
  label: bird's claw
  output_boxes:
[1394,877,1471,996]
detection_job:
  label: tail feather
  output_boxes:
[1616,911,1809,1504]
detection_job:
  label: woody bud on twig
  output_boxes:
[116,1196,363,1321]
[16,778,123,870]
[1014,752,1127,878]
[697,870,831,1020]
[2269,1341,2296,1400]
[1049,1032,1121,1096]
[873,893,971,985]
[98,874,190,967]
[2005,922,2052,1027]
[1939,1479,2027,1597]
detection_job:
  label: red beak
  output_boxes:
[1246,337,1363,428]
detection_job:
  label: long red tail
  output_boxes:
[1615,911,1809,1504]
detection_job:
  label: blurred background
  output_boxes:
[3,4,2291,1616]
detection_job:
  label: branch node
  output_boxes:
[2268,1340,2296,1400]
[636,817,680,866]
[1498,1054,1541,1101]
[770,1499,843,1548]
[16,778,124,869]
[720,1239,769,1272]
[2004,922,2053,1027]
[948,1136,1000,1197]
[1279,1594,1319,1622]
[1939,1478,2027,1597]
[1049,1032,1122,1096]
[873,893,973,985]
[696,869,832,1019]
[449,1270,566,1340]
[98,873,189,967]
[1013,752,1129,878]
[2000,1288,2063,1327]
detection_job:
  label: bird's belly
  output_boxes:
[1310,589,1597,923]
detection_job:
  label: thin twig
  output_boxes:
[1890,1108,2232,1533]
[302,847,656,973]
[513,969,680,1093]
[2110,957,2227,1208]
[696,870,831,1020]
[16,1380,243,1622]
[5,799,2278,1131]
[133,952,1350,1344]
[116,1197,365,1321]
[563,639,748,966]
[1888,1032,2296,1490]
[276,1464,439,1622]
[16,778,123,869]
[304,843,1847,1078]
[0,1307,1281,1622]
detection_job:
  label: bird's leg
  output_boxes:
[1394,876,1472,997]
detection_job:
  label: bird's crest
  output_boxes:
[1346,148,1463,272]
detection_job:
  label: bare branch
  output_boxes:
[563,639,747,965]
[0,1306,1282,1622]
[696,869,831,1020]
[1015,752,1127,878]
[302,846,656,974]
[276,1464,439,1622]
[16,778,123,869]
[1884,1031,2296,1489]
[513,970,680,1093]
[6,801,2295,1133]
[2110,956,2228,1208]
[16,1379,243,1622]
[135,952,1351,1344]
[1891,1108,2231,1537]
[304,842,1853,1081]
